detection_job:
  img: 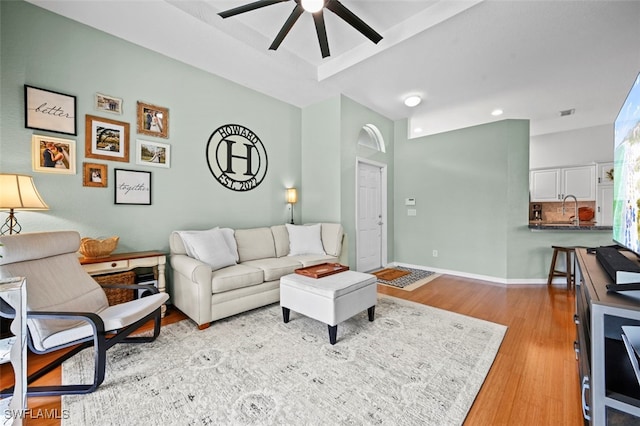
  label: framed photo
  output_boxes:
[31,135,76,174]
[114,169,151,205]
[85,114,130,162]
[25,85,77,135]
[136,140,170,168]
[83,162,108,187]
[136,101,169,139]
[95,93,123,115]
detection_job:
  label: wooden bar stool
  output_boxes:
[547,246,576,290]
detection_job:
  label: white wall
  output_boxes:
[529,123,613,169]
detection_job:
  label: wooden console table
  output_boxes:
[79,251,167,316]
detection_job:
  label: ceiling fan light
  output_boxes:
[301,0,324,13]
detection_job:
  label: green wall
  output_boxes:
[340,96,395,268]
[1,1,614,282]
[0,1,301,253]
[301,97,341,223]
[301,95,395,267]
[393,118,613,281]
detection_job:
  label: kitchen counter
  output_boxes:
[528,221,612,231]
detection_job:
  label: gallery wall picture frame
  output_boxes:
[136,139,170,169]
[95,93,123,115]
[114,168,151,205]
[85,114,130,162]
[82,162,108,188]
[136,101,169,139]
[31,134,76,174]
[25,85,77,135]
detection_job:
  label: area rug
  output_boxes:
[375,266,441,291]
[62,295,506,425]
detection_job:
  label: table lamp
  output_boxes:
[0,174,49,235]
[286,188,297,224]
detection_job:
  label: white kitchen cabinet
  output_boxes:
[597,162,614,185]
[529,169,561,201]
[563,165,596,200]
[595,162,614,226]
[596,185,613,226]
[530,165,596,202]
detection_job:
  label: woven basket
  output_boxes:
[79,236,119,258]
[93,271,136,306]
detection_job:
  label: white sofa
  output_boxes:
[169,223,346,329]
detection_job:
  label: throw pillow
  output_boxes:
[178,228,237,271]
[286,223,326,256]
[218,227,239,262]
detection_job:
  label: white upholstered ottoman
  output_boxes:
[280,270,377,344]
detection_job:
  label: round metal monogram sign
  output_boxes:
[206,124,268,192]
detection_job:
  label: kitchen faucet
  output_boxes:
[562,194,579,226]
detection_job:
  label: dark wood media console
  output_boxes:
[575,248,640,424]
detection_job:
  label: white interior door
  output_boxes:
[357,160,386,272]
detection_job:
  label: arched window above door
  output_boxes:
[357,124,386,153]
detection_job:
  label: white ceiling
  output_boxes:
[27,0,640,137]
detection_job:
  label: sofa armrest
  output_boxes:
[170,254,213,327]
[171,254,212,288]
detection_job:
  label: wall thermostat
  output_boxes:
[405,198,416,206]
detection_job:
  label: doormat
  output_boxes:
[374,266,441,291]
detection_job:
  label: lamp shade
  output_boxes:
[286,188,298,204]
[0,174,49,210]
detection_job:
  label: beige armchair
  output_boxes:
[0,231,169,396]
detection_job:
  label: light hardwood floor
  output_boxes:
[1,275,581,425]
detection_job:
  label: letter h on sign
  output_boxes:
[223,140,255,176]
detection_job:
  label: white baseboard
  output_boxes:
[389,262,557,286]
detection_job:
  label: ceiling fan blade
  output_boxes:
[313,11,330,58]
[269,3,304,51]
[325,0,383,44]
[219,0,288,19]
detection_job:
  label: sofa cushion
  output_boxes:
[235,227,276,262]
[242,257,302,281]
[211,264,264,293]
[271,225,290,258]
[320,223,344,257]
[178,228,237,271]
[286,223,325,256]
[219,227,239,262]
[169,231,188,255]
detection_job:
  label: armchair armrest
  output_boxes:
[100,283,160,295]
[27,310,106,353]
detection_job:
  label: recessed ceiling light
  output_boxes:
[414,127,423,133]
[491,109,503,116]
[404,95,422,107]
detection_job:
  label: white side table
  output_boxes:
[0,277,26,426]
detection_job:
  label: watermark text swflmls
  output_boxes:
[4,408,70,420]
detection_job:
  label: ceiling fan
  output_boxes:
[218,0,383,58]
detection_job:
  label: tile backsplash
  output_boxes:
[530,201,596,222]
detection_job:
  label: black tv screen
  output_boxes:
[613,72,640,254]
